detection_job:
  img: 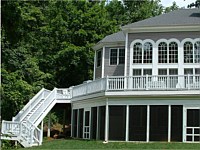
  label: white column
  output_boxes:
[182,106,187,142]
[93,51,96,80]
[102,47,105,78]
[125,105,129,141]
[124,32,128,77]
[96,107,99,140]
[168,105,171,142]
[77,109,79,138]
[104,99,109,142]
[47,112,51,137]
[178,43,184,88]
[40,121,44,145]
[146,105,150,142]
[153,45,158,76]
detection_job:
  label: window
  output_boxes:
[194,41,200,63]
[110,48,125,65]
[133,43,142,63]
[169,42,178,63]
[184,42,193,63]
[158,42,167,63]
[158,68,178,75]
[133,69,152,76]
[158,41,178,64]
[143,42,152,63]
[96,50,102,67]
[133,42,152,64]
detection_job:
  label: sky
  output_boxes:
[160,0,196,8]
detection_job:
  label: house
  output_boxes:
[1,9,200,147]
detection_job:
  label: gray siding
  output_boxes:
[126,31,200,76]
[104,46,125,77]
[128,31,200,45]
[95,67,102,79]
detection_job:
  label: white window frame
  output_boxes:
[109,48,125,65]
[96,50,102,68]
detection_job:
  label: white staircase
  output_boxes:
[1,88,71,147]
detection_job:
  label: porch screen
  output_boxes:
[72,109,78,137]
[90,107,97,139]
[78,109,83,138]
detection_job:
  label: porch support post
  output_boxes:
[40,120,44,145]
[125,105,129,141]
[104,99,109,142]
[77,109,79,138]
[146,105,150,142]
[168,105,171,142]
[47,112,51,137]
[63,108,66,136]
[182,106,186,142]
[96,106,99,140]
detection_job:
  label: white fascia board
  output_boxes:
[122,25,200,33]
[92,41,125,51]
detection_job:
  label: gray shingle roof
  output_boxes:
[122,9,200,29]
[98,31,125,43]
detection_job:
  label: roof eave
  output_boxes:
[122,25,200,33]
[92,41,125,51]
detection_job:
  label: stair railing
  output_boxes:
[13,88,50,122]
[29,88,57,126]
[1,120,20,136]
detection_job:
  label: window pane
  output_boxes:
[97,50,102,67]
[184,68,193,75]
[194,41,200,63]
[158,42,167,63]
[143,42,152,63]
[169,42,178,63]
[195,68,200,75]
[158,69,167,75]
[143,69,152,75]
[119,49,125,64]
[110,49,117,65]
[133,69,141,76]
[133,43,142,63]
[169,69,178,75]
[184,42,193,63]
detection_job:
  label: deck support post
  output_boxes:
[104,99,109,142]
[168,105,171,142]
[125,105,129,141]
[146,105,150,142]
[47,112,51,137]
[40,120,44,145]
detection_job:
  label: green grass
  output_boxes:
[17,139,200,150]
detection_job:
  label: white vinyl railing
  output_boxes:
[71,74,200,98]
[13,88,51,122]
[1,120,20,136]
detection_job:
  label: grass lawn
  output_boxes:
[17,138,200,150]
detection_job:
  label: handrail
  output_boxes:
[13,88,51,122]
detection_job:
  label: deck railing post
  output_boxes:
[106,76,109,91]
[146,74,149,90]
[187,74,190,90]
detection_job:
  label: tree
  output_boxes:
[164,1,179,13]
[188,0,200,8]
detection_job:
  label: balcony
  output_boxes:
[68,74,200,98]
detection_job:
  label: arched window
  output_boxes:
[143,42,152,63]
[158,42,167,63]
[194,41,200,63]
[184,42,193,63]
[133,42,142,63]
[169,42,178,63]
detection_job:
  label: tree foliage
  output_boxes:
[2,0,170,120]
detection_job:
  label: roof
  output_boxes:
[98,31,125,43]
[122,9,200,29]
[93,9,200,50]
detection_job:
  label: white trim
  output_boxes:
[168,105,171,142]
[124,33,128,76]
[105,99,109,142]
[93,51,96,80]
[146,105,150,142]
[102,47,105,78]
[96,106,99,140]
[122,26,200,33]
[125,105,129,141]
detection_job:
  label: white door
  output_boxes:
[83,108,91,139]
[185,107,200,142]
